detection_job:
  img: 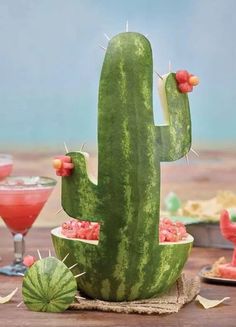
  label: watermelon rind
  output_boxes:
[54,32,193,301]
[22,257,77,312]
[52,227,193,301]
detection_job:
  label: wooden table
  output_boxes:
[0,227,235,327]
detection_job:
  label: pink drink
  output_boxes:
[0,177,56,235]
[0,164,13,181]
[0,176,56,276]
[0,154,13,180]
[0,188,52,235]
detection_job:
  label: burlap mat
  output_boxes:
[69,273,200,314]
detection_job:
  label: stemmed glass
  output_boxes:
[0,154,13,181]
[0,176,56,276]
[0,154,13,262]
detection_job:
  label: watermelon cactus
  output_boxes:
[52,32,194,301]
[22,255,78,312]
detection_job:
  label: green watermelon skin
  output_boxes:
[22,257,77,312]
[54,32,193,301]
[52,229,193,301]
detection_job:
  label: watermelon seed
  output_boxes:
[37,249,42,260]
[104,33,110,41]
[62,253,70,263]
[74,272,86,279]
[69,263,78,270]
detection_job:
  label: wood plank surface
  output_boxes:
[1,149,235,228]
[0,227,235,327]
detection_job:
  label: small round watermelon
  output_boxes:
[22,256,77,312]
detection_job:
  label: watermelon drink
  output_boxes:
[0,154,13,180]
[0,176,56,276]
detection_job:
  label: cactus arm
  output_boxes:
[155,73,191,162]
[61,152,101,222]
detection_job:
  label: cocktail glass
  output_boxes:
[0,154,13,180]
[0,176,56,276]
[0,154,13,262]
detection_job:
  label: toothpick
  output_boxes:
[168,60,172,72]
[185,154,189,165]
[126,20,129,32]
[99,45,107,51]
[80,142,86,151]
[17,301,23,308]
[64,141,69,153]
[37,249,42,260]
[62,253,69,263]
[190,147,199,157]
[104,33,110,41]
[55,208,63,215]
[17,273,25,277]
[154,71,163,80]
[74,272,86,279]
[48,249,51,257]
[75,295,86,300]
[69,263,78,270]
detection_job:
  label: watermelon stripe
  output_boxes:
[23,274,45,299]
[50,280,76,299]
[47,262,74,298]
[22,287,44,301]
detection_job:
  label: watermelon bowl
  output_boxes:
[51,225,193,302]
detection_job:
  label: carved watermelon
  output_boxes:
[52,32,194,301]
[22,256,77,312]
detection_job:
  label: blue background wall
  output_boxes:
[0,0,235,150]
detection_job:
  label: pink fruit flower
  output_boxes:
[53,156,74,177]
[23,255,36,267]
[175,70,199,93]
[176,70,189,83]
[189,75,199,86]
[178,82,193,93]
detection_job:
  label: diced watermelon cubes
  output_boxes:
[61,217,187,243]
[61,220,100,240]
[218,263,236,279]
[159,217,187,242]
